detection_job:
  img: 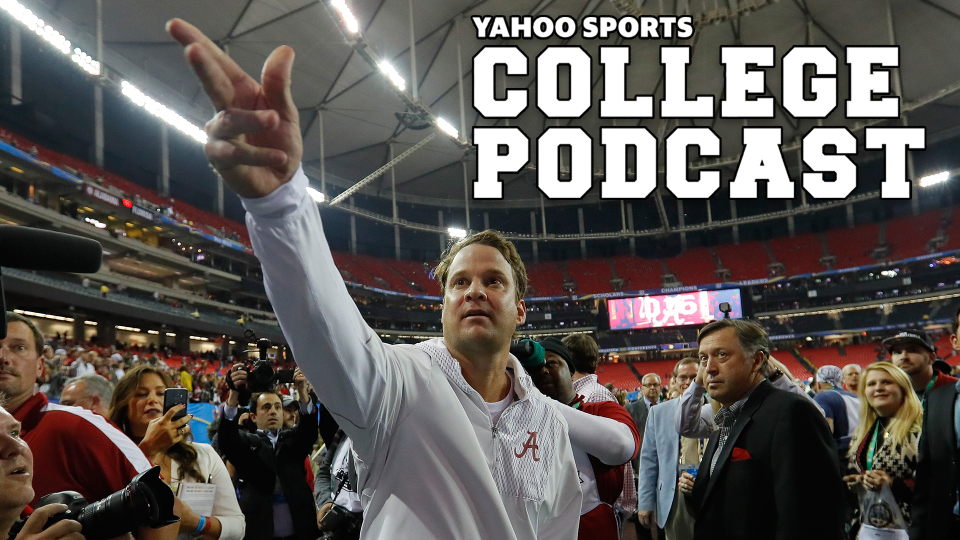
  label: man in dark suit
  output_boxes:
[220,367,321,540]
[910,377,960,539]
[678,318,844,540]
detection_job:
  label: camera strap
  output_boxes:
[332,468,350,501]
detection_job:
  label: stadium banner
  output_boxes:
[607,288,743,330]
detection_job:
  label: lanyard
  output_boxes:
[866,421,883,470]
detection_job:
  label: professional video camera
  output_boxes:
[8,467,177,540]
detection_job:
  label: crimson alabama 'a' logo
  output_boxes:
[514,431,540,461]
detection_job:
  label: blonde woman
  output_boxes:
[844,362,922,530]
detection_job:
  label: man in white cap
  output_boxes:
[885,329,958,404]
[812,366,859,467]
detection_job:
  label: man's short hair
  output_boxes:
[65,373,114,404]
[673,357,699,375]
[561,334,600,374]
[5,312,43,355]
[698,318,771,365]
[434,230,527,303]
[251,391,284,412]
[642,373,662,384]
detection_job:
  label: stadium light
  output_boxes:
[448,227,467,238]
[84,321,97,326]
[436,117,459,139]
[379,61,406,91]
[330,0,359,33]
[120,81,207,143]
[13,309,73,322]
[116,325,141,332]
[919,171,949,187]
[307,186,325,203]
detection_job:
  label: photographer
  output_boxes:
[218,367,319,540]
[314,422,361,540]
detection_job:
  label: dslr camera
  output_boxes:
[227,329,277,398]
[8,467,178,540]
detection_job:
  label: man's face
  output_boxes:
[529,352,574,403]
[699,327,764,406]
[673,363,698,394]
[0,322,42,407]
[842,365,861,392]
[61,381,93,410]
[441,244,526,356]
[0,406,33,511]
[641,374,661,402]
[891,343,934,378]
[252,394,283,431]
[282,404,299,429]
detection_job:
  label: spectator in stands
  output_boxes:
[110,364,245,540]
[884,330,958,404]
[525,338,639,540]
[640,374,662,409]
[59,373,114,417]
[844,362,922,535]
[219,367,319,540]
[100,284,109,298]
[71,350,96,378]
[909,375,960,539]
[0,312,155,508]
[813,365,861,467]
[563,334,616,403]
[0,405,84,540]
[636,357,700,540]
[675,319,843,540]
[842,364,861,393]
[168,18,581,540]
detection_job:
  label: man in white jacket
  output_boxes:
[166,19,582,540]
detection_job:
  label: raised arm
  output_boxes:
[167,20,403,456]
[556,403,638,466]
[675,381,717,438]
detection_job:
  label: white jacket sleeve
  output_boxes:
[557,405,635,466]
[534,419,582,540]
[675,381,717,438]
[241,167,406,459]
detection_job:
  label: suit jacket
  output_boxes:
[690,380,844,540]
[624,399,649,472]
[910,380,959,540]
[636,398,680,529]
[219,406,321,540]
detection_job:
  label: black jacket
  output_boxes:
[219,405,320,540]
[690,380,845,540]
[910,380,959,540]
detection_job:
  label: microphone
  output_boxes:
[0,226,103,339]
[0,226,102,273]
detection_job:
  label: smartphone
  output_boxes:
[163,388,189,421]
[276,369,295,385]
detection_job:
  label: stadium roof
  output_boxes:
[30,0,960,208]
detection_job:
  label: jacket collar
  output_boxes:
[416,338,535,402]
[697,379,774,505]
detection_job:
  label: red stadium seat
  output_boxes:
[566,259,614,294]
[886,212,942,261]
[611,255,663,291]
[768,233,825,276]
[826,223,880,268]
[595,362,642,392]
[526,262,567,297]
[713,243,771,281]
[664,247,717,287]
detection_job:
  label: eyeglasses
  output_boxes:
[674,375,694,383]
[642,383,661,388]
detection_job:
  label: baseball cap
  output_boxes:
[282,396,297,408]
[882,330,936,353]
[816,365,843,388]
[538,338,576,374]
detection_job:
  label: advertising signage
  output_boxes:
[607,289,743,330]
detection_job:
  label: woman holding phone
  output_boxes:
[109,364,245,540]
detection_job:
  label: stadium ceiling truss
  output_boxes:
[28,0,960,239]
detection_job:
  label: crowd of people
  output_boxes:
[1,16,959,540]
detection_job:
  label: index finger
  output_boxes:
[166,19,251,86]
[20,504,68,535]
